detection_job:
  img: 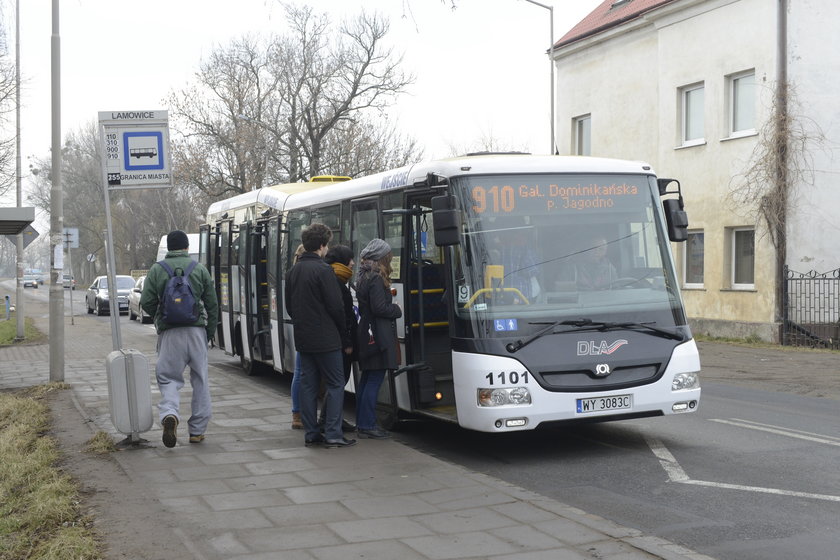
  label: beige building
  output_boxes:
[552,0,840,343]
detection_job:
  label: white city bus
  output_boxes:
[201,154,701,432]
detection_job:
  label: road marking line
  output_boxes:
[645,436,840,503]
[709,418,840,446]
[645,436,690,482]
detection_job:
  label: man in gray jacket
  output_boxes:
[141,230,218,448]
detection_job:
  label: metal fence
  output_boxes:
[782,266,840,349]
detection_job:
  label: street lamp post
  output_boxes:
[521,0,555,155]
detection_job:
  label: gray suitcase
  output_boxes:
[106,349,154,435]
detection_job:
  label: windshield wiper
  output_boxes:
[505,318,597,353]
[563,319,685,341]
[505,318,684,353]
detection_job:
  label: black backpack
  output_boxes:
[157,260,199,324]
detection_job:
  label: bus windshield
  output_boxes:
[449,173,686,337]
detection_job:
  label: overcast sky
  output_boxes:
[9,0,601,184]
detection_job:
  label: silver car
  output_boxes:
[128,276,153,324]
[86,275,135,316]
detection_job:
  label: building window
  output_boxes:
[574,114,591,156]
[730,71,756,135]
[684,230,704,287]
[680,83,705,145]
[732,228,755,288]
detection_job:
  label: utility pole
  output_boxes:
[521,0,555,155]
[14,0,24,341]
[49,0,64,382]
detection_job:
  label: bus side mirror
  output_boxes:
[431,195,461,247]
[663,199,688,242]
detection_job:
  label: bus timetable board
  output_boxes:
[98,110,173,190]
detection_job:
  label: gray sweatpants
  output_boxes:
[155,326,211,436]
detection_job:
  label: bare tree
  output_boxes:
[169,4,417,197]
[728,81,829,322]
[169,36,280,198]
[0,18,17,198]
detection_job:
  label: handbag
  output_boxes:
[357,313,383,359]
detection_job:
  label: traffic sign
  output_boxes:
[63,227,79,249]
[98,110,173,190]
[4,224,39,249]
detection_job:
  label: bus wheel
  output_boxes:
[240,355,260,376]
[375,405,402,432]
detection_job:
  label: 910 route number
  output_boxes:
[485,371,529,385]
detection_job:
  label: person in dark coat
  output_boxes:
[323,244,358,432]
[354,238,402,439]
[284,223,356,448]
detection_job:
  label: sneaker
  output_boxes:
[162,415,178,448]
[291,412,303,430]
[188,434,205,444]
[324,437,357,448]
[357,428,390,439]
[341,419,356,432]
[305,435,326,447]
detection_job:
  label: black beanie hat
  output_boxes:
[166,230,189,251]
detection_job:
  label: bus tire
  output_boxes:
[375,405,402,432]
[240,355,260,376]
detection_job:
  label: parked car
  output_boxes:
[128,276,153,324]
[85,275,135,316]
[62,274,76,290]
[22,274,39,288]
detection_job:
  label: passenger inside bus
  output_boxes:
[492,226,540,303]
[575,235,618,290]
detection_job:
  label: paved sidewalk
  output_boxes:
[0,287,714,560]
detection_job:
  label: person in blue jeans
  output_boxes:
[290,244,305,430]
[354,239,402,439]
[285,224,355,448]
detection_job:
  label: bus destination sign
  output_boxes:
[468,178,644,216]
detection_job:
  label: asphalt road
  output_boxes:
[8,281,840,560]
[389,345,840,560]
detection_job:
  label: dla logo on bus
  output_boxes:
[576,339,629,356]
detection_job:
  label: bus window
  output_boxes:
[351,199,380,271]
[341,201,352,246]
[312,205,341,241]
[383,194,404,280]
[286,209,310,262]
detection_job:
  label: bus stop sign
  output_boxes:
[98,110,173,190]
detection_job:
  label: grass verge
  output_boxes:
[0,313,47,346]
[0,383,102,560]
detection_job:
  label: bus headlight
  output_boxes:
[478,387,532,407]
[672,372,700,391]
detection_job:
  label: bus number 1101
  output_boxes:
[485,371,529,385]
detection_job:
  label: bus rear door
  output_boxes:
[238,220,273,374]
[216,219,234,353]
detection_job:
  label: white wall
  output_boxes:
[785,0,840,274]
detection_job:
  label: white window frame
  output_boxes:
[683,230,705,289]
[731,227,755,289]
[728,70,756,138]
[679,82,705,147]
[573,114,591,156]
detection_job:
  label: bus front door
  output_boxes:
[404,194,456,422]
